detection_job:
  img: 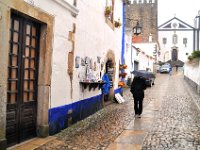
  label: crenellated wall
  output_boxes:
[132,0,157,4]
[125,0,158,43]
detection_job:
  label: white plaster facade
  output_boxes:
[31,0,123,108]
[133,43,156,71]
[124,30,156,79]
[184,60,200,85]
[158,17,194,63]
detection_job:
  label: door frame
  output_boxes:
[6,12,41,146]
[0,1,54,148]
[104,50,116,103]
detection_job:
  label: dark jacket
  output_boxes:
[130,77,146,100]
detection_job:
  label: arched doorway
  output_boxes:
[172,49,178,61]
[103,50,115,106]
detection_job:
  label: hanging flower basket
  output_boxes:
[118,81,126,87]
[105,6,111,17]
[119,72,127,78]
[114,18,121,28]
[119,64,127,69]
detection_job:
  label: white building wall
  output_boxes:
[159,30,194,62]
[124,34,156,80]
[132,43,156,72]
[184,61,200,85]
[124,31,133,79]
[33,0,123,108]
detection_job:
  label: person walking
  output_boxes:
[169,66,172,76]
[130,76,147,118]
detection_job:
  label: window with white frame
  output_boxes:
[173,34,178,44]
[163,37,167,45]
[183,38,187,47]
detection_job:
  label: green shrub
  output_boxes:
[188,50,200,61]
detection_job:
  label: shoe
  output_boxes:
[135,114,138,117]
[137,115,141,118]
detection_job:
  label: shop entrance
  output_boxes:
[102,59,114,103]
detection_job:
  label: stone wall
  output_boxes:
[184,58,200,94]
[125,0,158,43]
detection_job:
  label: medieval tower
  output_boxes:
[125,0,158,43]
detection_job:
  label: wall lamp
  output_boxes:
[133,21,142,36]
[123,0,131,6]
[125,18,142,36]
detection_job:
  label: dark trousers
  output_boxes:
[134,99,143,115]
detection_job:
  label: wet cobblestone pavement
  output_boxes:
[142,72,200,150]
[36,70,200,150]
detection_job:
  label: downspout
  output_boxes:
[193,29,196,51]
[121,3,125,65]
[131,36,133,78]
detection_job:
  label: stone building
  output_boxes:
[125,0,158,43]
[0,0,124,148]
[123,0,158,79]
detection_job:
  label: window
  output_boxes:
[173,34,178,44]
[183,38,187,47]
[73,0,77,6]
[106,0,114,22]
[163,38,167,45]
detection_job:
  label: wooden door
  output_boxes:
[6,13,40,147]
[172,49,178,61]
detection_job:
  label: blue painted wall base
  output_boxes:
[48,88,123,135]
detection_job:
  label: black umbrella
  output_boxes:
[131,70,155,78]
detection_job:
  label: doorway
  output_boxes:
[172,49,178,61]
[6,12,40,146]
[104,59,114,102]
[134,61,139,70]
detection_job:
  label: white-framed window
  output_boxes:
[183,38,187,47]
[173,34,178,44]
[163,37,167,45]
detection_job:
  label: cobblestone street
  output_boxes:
[142,71,200,150]
[15,70,200,150]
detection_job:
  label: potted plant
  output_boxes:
[105,6,111,17]
[119,72,127,78]
[118,81,126,87]
[119,64,127,69]
[114,18,121,28]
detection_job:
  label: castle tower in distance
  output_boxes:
[125,0,158,43]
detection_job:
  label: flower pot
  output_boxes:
[105,11,111,17]
[114,21,121,28]
[119,73,127,78]
[119,64,127,69]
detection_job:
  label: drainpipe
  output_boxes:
[121,3,125,65]
[131,35,133,78]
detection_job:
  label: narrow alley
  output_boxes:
[11,69,200,150]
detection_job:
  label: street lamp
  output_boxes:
[133,21,142,36]
[123,0,131,6]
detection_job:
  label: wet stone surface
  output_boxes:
[36,88,152,150]
[36,71,200,150]
[142,73,200,150]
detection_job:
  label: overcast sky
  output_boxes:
[158,0,200,26]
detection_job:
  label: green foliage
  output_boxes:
[105,6,111,12]
[188,50,200,61]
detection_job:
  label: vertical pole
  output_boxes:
[121,3,125,65]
